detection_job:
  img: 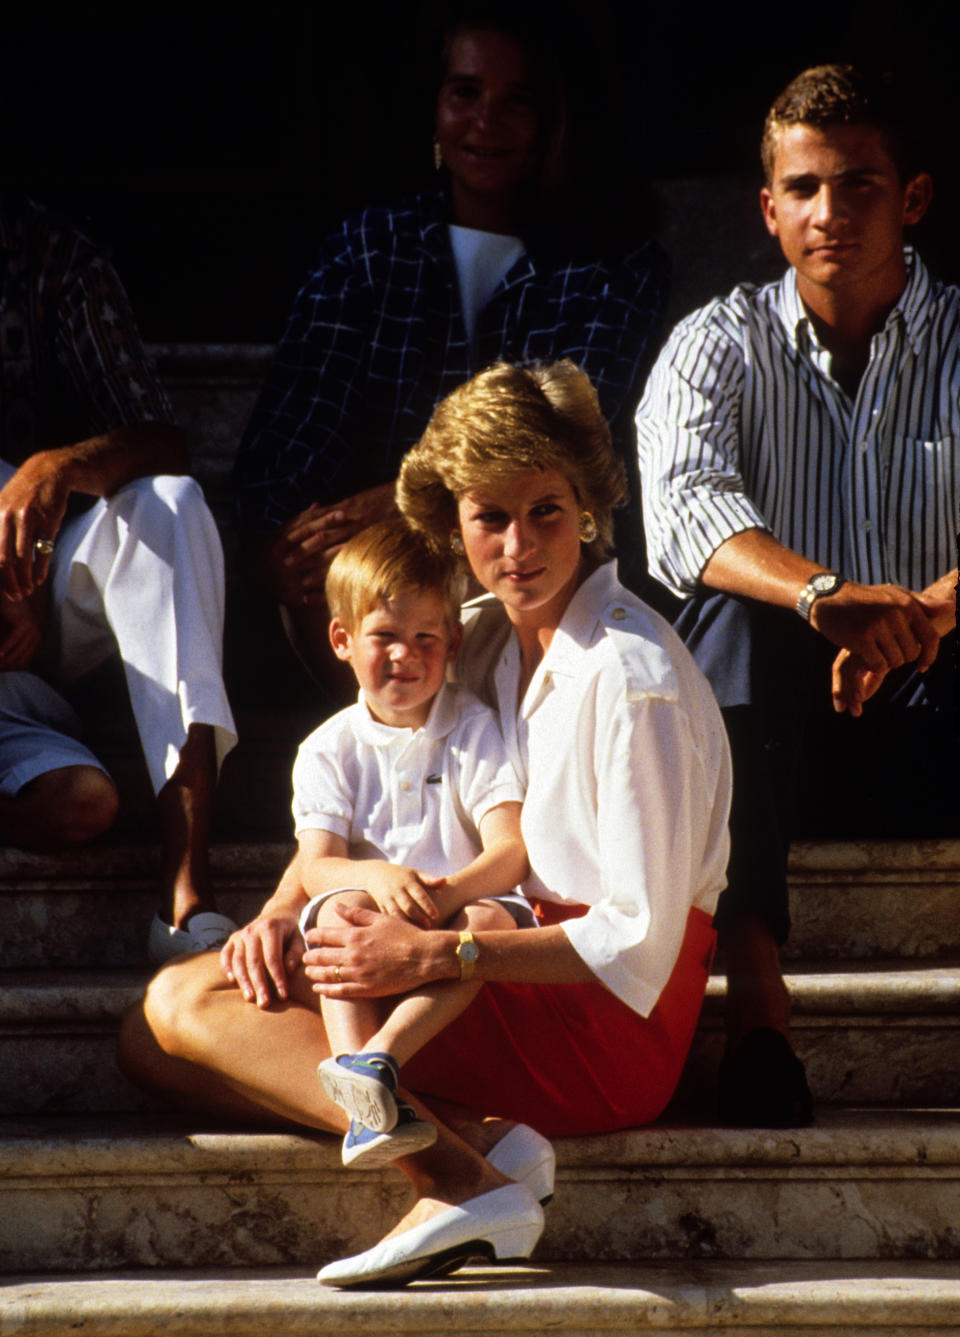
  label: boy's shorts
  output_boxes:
[298,886,537,944]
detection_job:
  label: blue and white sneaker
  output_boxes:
[341,1102,438,1168]
[318,1051,401,1132]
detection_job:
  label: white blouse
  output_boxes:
[456,562,732,1016]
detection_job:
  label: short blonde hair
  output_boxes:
[397,360,625,561]
[325,519,467,632]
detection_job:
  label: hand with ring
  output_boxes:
[33,538,55,557]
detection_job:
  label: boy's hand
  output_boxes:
[364,864,445,927]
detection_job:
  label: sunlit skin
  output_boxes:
[329,590,461,729]
[456,469,588,675]
[435,27,542,233]
[760,122,932,347]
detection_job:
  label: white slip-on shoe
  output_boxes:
[316,1183,544,1288]
[147,912,238,966]
[486,1124,556,1204]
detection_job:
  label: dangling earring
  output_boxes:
[450,530,464,555]
[433,138,444,172]
[579,512,598,544]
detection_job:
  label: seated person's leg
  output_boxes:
[677,592,823,1126]
[45,479,238,956]
[0,670,118,849]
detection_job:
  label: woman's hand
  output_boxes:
[220,910,306,1008]
[303,903,455,998]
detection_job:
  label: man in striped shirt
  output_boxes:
[636,66,958,1128]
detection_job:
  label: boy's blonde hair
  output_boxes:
[397,360,625,561]
[325,518,468,632]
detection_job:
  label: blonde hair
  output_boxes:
[325,519,467,631]
[397,360,625,561]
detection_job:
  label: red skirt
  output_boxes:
[403,902,716,1137]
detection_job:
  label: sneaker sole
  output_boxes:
[318,1060,398,1132]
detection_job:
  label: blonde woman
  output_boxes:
[120,361,729,1288]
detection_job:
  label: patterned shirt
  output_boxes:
[234,190,668,536]
[0,193,174,464]
[636,250,960,598]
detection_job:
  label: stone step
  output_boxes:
[0,843,291,970]
[3,1110,959,1275]
[3,962,959,1116]
[5,1261,960,1336]
[2,840,959,971]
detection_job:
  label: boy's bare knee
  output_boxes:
[312,890,377,925]
[454,900,517,933]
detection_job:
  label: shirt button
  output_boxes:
[399,780,411,792]
[858,440,869,452]
[861,519,873,532]
[612,607,627,620]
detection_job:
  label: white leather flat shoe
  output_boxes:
[316,1183,544,1288]
[486,1124,556,1204]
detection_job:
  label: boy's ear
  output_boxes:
[329,618,353,661]
[447,621,463,660]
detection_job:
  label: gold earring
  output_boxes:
[433,138,443,172]
[450,530,464,555]
[579,512,598,544]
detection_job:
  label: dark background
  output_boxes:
[5,0,958,341]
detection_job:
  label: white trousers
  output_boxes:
[32,474,237,794]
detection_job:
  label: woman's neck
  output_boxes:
[450,181,518,236]
[509,557,593,693]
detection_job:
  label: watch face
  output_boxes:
[811,573,839,594]
[459,941,479,963]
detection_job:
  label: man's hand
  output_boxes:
[363,864,444,928]
[810,581,940,674]
[0,453,72,600]
[830,647,889,716]
[220,910,306,1008]
[0,595,44,670]
[267,483,397,606]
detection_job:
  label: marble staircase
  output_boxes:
[3,839,960,1332]
[3,347,959,1330]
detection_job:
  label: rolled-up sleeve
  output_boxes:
[558,690,729,1017]
[635,304,769,597]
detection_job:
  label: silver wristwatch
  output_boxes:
[796,571,846,621]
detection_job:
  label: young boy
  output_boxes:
[293,519,532,1168]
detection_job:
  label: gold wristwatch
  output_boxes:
[456,929,479,981]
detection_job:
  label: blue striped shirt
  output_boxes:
[635,250,960,598]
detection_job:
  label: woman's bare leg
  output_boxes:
[119,950,348,1131]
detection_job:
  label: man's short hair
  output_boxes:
[325,518,467,632]
[761,64,916,184]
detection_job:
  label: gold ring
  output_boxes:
[33,538,55,556]
[335,965,342,983]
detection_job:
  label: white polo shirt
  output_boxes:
[292,680,524,876]
[456,562,732,1017]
